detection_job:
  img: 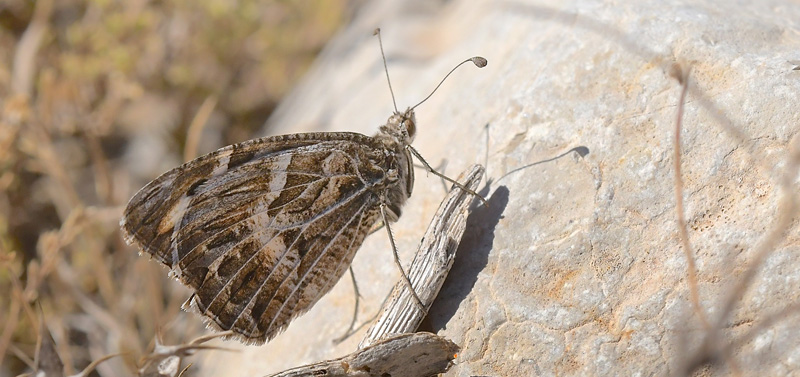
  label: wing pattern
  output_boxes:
[122,132,394,343]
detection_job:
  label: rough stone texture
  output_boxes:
[200,1,800,376]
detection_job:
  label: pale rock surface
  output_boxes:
[200,0,800,376]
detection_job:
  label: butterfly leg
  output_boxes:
[414,159,450,192]
[406,145,489,206]
[379,203,427,313]
[333,267,362,344]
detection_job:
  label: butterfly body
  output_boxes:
[122,108,417,344]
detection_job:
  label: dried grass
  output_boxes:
[0,1,353,375]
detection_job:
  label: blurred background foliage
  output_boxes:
[0,0,358,375]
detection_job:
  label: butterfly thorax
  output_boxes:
[371,108,416,221]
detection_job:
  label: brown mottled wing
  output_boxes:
[121,132,388,344]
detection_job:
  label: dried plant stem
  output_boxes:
[9,343,35,369]
[510,4,773,176]
[0,278,23,368]
[727,301,800,359]
[85,132,114,205]
[11,0,51,97]
[678,76,800,375]
[715,142,800,325]
[74,353,121,377]
[671,68,710,329]
[55,262,142,355]
[184,95,218,162]
[360,165,483,348]
[269,332,459,377]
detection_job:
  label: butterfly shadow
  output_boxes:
[423,145,590,332]
[422,184,509,332]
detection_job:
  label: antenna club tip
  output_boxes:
[373,28,381,35]
[472,56,488,68]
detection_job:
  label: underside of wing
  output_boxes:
[121,132,387,343]
[189,188,380,343]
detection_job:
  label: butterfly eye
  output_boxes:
[404,119,416,138]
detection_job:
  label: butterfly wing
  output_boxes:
[121,132,392,344]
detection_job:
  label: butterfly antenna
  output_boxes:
[374,28,399,113]
[411,56,487,110]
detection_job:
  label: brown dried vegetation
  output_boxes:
[0,1,352,375]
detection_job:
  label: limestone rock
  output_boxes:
[201,1,800,375]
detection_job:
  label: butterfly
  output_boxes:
[121,30,486,344]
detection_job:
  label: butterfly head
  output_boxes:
[381,107,416,146]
